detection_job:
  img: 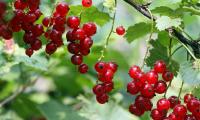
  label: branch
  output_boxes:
[0,77,39,107]
[123,0,200,58]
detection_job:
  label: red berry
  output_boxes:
[146,71,158,84]
[103,82,114,93]
[154,60,167,73]
[31,39,42,51]
[79,64,88,74]
[96,94,109,104]
[107,62,118,73]
[173,104,187,118]
[25,48,33,57]
[162,71,174,82]
[184,93,194,103]
[168,113,177,120]
[141,83,155,98]
[102,70,114,83]
[187,98,200,113]
[80,37,93,49]
[116,26,125,35]
[42,17,50,27]
[67,16,80,29]
[168,96,181,109]
[14,0,27,10]
[71,54,83,65]
[45,42,57,55]
[129,65,141,79]
[127,81,140,95]
[157,98,171,111]
[129,104,145,116]
[82,0,92,8]
[83,22,97,36]
[151,109,166,120]
[73,28,86,40]
[67,42,80,54]
[56,2,69,16]
[135,95,153,111]
[95,62,107,73]
[154,80,167,94]
[66,31,76,42]
[93,84,105,96]
[185,114,196,120]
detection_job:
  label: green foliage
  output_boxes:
[38,100,87,120]
[146,40,180,76]
[125,22,152,43]
[155,16,182,31]
[69,6,111,26]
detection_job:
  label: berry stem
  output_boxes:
[98,0,117,61]
[178,81,184,99]
[141,8,153,68]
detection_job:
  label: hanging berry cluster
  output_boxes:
[10,0,44,57]
[127,60,174,116]
[43,2,70,55]
[92,61,118,104]
[150,93,200,120]
[0,2,13,40]
[66,18,97,74]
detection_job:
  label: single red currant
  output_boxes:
[71,54,83,65]
[154,80,167,94]
[168,96,181,109]
[129,104,145,116]
[78,64,88,74]
[82,0,92,8]
[162,71,174,82]
[116,26,125,35]
[157,98,171,111]
[129,65,141,79]
[96,94,109,104]
[154,60,167,73]
[141,83,155,98]
[67,16,80,29]
[93,84,105,96]
[25,48,33,57]
[173,104,187,118]
[127,81,140,95]
[146,71,158,85]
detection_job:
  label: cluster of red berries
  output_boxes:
[42,2,70,55]
[0,1,13,40]
[128,60,174,116]
[0,0,94,58]
[66,18,97,74]
[92,61,118,104]
[9,0,43,57]
[150,94,200,120]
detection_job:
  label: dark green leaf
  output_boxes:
[146,40,180,76]
[125,22,152,43]
[38,100,88,120]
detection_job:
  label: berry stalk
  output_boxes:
[98,0,117,61]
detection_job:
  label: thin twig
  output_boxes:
[98,0,117,61]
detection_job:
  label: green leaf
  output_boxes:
[15,56,48,71]
[146,40,180,76]
[157,31,178,47]
[125,22,152,43]
[149,0,181,10]
[38,100,88,120]
[78,95,139,120]
[13,32,26,48]
[69,6,111,26]
[152,6,181,17]
[82,7,111,26]
[12,95,41,119]
[179,61,200,85]
[156,16,182,31]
